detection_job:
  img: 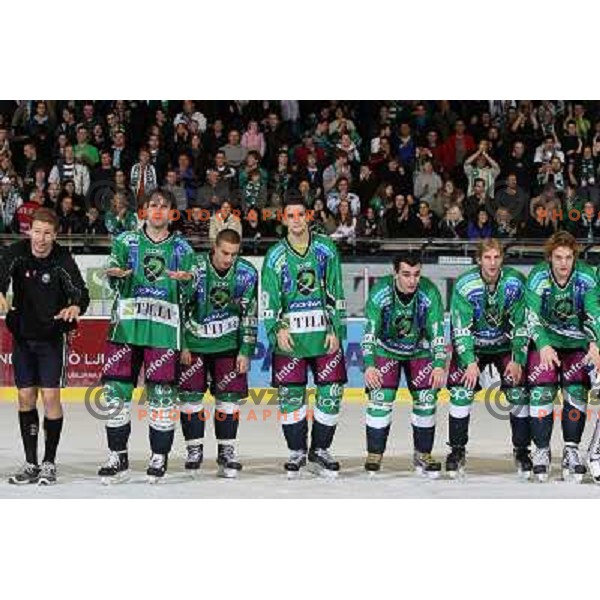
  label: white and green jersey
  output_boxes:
[182,252,258,357]
[261,232,346,358]
[106,227,195,349]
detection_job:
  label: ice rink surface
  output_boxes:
[2,400,600,498]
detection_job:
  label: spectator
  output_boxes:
[396,122,416,169]
[336,132,360,164]
[356,205,384,239]
[162,169,188,212]
[22,141,42,191]
[58,196,83,234]
[263,112,289,169]
[130,147,158,202]
[195,169,228,212]
[538,156,566,192]
[494,207,517,239]
[415,200,439,237]
[464,178,489,223]
[574,201,600,240]
[104,192,138,236]
[330,199,357,245]
[295,152,323,198]
[502,140,533,193]
[82,206,107,235]
[574,145,598,189]
[0,176,23,230]
[242,169,268,212]
[310,198,336,235]
[438,204,467,239]
[522,202,556,239]
[238,151,268,190]
[384,194,419,238]
[213,150,236,187]
[45,181,61,212]
[182,205,210,240]
[209,200,242,242]
[467,207,493,240]
[269,149,293,205]
[174,101,207,133]
[488,173,529,225]
[12,189,45,234]
[323,150,352,195]
[463,146,501,197]
[327,177,360,216]
[220,129,248,169]
[242,207,264,246]
[241,120,266,157]
[534,134,565,171]
[530,183,561,219]
[110,130,133,174]
[414,159,443,204]
[73,126,99,168]
[147,132,169,183]
[297,179,317,208]
[203,118,227,158]
[175,153,197,202]
[430,179,465,219]
[294,133,326,168]
[439,119,476,176]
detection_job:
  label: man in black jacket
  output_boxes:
[0,207,90,485]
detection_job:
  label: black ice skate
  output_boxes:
[532,446,551,482]
[513,447,533,479]
[8,463,40,485]
[217,444,242,479]
[413,451,442,479]
[185,443,204,475]
[98,451,129,485]
[364,452,383,475]
[284,450,307,479]
[561,443,586,483]
[38,462,57,486]
[146,453,168,483]
[308,448,340,479]
[445,446,466,478]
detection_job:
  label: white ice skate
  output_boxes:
[561,444,586,483]
[532,447,551,482]
[307,448,340,479]
[284,450,307,479]
[413,451,442,480]
[98,451,129,485]
[217,444,242,479]
[146,453,168,484]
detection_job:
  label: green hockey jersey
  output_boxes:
[451,266,528,366]
[182,252,258,356]
[362,275,446,369]
[106,227,195,349]
[526,260,600,350]
[261,232,346,358]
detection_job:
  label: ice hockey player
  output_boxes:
[525,231,600,482]
[262,195,347,478]
[98,190,195,483]
[178,228,258,478]
[447,238,529,478]
[361,251,447,478]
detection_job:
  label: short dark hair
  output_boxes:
[394,251,421,271]
[284,194,307,210]
[216,229,241,247]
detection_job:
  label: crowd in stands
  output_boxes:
[2,100,600,249]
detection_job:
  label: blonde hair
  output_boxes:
[476,238,504,261]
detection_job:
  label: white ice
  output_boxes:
[2,400,600,498]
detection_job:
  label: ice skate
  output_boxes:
[561,444,586,483]
[513,447,532,479]
[98,451,129,485]
[37,462,57,486]
[217,444,242,479]
[146,453,168,483]
[413,451,441,479]
[8,463,40,485]
[364,452,383,476]
[532,447,551,482]
[445,446,466,479]
[588,453,600,484]
[284,450,307,479]
[185,443,203,476]
[308,448,340,479]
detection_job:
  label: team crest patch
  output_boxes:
[209,286,231,309]
[394,313,413,336]
[297,268,316,296]
[553,297,573,322]
[143,254,166,283]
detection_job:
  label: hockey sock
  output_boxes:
[365,386,396,454]
[42,416,63,463]
[311,383,343,450]
[18,409,39,465]
[529,385,556,448]
[214,396,241,441]
[448,386,474,447]
[562,385,588,444]
[179,391,205,443]
[411,388,437,453]
[279,384,308,451]
[148,383,177,455]
[506,386,530,448]
[103,379,134,452]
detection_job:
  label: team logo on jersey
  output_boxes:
[394,313,413,336]
[209,286,231,309]
[297,268,316,296]
[553,297,573,322]
[485,303,502,328]
[143,255,166,283]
